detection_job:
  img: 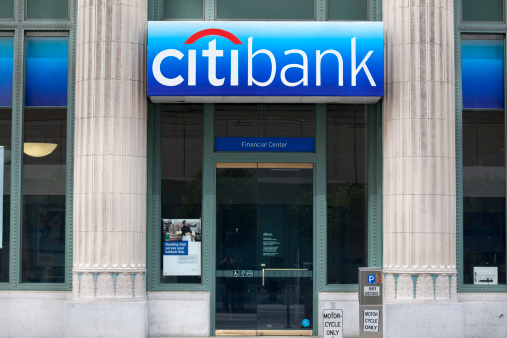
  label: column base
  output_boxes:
[65,301,148,338]
[384,272,457,301]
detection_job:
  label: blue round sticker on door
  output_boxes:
[302,319,310,327]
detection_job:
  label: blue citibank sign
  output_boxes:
[147,21,384,103]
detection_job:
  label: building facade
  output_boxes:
[0,0,506,337]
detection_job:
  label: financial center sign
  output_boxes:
[147,21,384,103]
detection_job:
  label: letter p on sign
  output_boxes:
[367,275,376,284]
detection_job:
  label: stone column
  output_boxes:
[67,0,148,335]
[382,0,456,301]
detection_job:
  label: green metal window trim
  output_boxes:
[461,0,505,23]
[150,0,382,21]
[214,0,317,21]
[146,103,212,293]
[455,0,507,292]
[0,1,76,291]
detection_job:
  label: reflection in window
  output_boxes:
[22,108,67,283]
[216,0,314,20]
[215,104,315,139]
[26,0,69,20]
[0,109,11,283]
[0,36,13,283]
[463,111,506,284]
[327,105,367,284]
[21,35,68,283]
[160,105,203,284]
[462,34,506,285]
[163,0,203,20]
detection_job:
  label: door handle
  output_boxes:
[262,268,308,286]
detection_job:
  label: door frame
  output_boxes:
[205,104,327,336]
[213,162,315,336]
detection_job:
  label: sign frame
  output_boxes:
[147,21,384,103]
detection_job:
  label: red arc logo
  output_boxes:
[184,28,243,45]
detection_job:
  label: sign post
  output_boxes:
[358,267,383,337]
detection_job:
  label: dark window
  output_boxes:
[0,109,11,283]
[0,0,14,19]
[462,0,504,22]
[160,104,203,284]
[462,111,506,285]
[461,35,506,285]
[328,0,368,21]
[21,35,68,284]
[0,36,13,283]
[163,0,203,20]
[26,0,69,20]
[215,104,315,139]
[326,105,368,284]
[22,108,67,283]
[216,0,315,20]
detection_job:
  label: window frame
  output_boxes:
[150,0,381,22]
[456,0,507,292]
[214,0,317,21]
[0,1,75,291]
[147,102,383,295]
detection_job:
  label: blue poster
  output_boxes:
[164,242,188,255]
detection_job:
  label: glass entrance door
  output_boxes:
[215,163,313,336]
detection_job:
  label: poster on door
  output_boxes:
[162,218,202,276]
[259,218,283,259]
